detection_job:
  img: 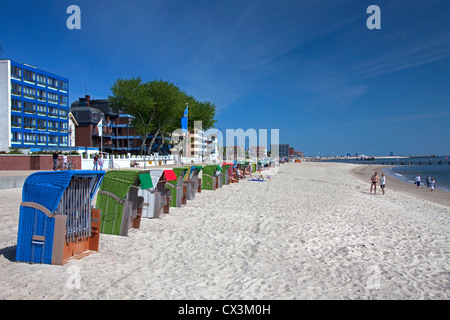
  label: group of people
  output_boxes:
[93,154,104,170]
[229,164,254,183]
[370,171,386,195]
[414,174,436,192]
[52,151,69,170]
[370,171,437,194]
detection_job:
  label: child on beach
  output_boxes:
[370,172,379,194]
[430,177,436,192]
[379,173,386,195]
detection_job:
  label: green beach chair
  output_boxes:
[96,170,144,236]
[166,167,188,208]
[202,165,218,191]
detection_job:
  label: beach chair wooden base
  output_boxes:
[132,207,142,229]
[53,208,102,265]
[182,186,187,205]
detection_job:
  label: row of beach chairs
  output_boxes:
[15,163,254,265]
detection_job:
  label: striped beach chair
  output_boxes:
[138,169,177,219]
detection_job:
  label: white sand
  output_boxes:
[0,162,449,300]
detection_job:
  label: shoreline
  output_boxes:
[350,164,450,207]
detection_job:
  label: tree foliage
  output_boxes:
[109,77,217,155]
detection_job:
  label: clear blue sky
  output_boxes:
[1,0,449,156]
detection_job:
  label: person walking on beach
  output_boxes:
[379,173,386,195]
[370,172,379,194]
[52,151,59,170]
[415,174,421,188]
[426,175,432,189]
[430,177,436,192]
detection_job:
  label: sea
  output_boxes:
[319,156,450,192]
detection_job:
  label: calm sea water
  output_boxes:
[320,156,450,192]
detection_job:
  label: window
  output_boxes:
[37,89,47,101]
[48,77,58,89]
[11,99,22,112]
[48,106,59,117]
[59,121,68,132]
[37,104,47,115]
[11,66,22,80]
[48,135,58,144]
[36,74,46,86]
[24,132,36,143]
[48,92,58,104]
[59,81,68,92]
[23,117,36,129]
[23,70,36,83]
[37,134,47,144]
[23,101,36,114]
[23,85,36,99]
[48,120,58,131]
[59,94,68,106]
[11,83,22,96]
[59,135,68,144]
[11,115,22,128]
[59,109,68,118]
[37,119,47,131]
[11,131,22,142]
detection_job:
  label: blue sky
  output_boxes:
[1,0,449,156]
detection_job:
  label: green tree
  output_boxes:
[185,95,217,131]
[109,77,156,155]
[109,77,218,156]
[145,79,186,155]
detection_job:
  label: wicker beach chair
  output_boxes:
[138,169,177,219]
[221,164,231,185]
[16,170,105,265]
[96,170,144,236]
[202,165,219,191]
[166,167,189,208]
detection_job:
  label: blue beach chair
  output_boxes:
[16,170,105,265]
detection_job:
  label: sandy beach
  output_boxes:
[0,162,449,300]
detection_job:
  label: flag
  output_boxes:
[181,104,188,133]
[97,119,103,137]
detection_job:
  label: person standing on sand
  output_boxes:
[415,174,421,188]
[370,172,379,194]
[426,175,432,189]
[379,173,386,195]
[430,177,436,192]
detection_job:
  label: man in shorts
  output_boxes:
[379,173,386,195]
[370,172,379,194]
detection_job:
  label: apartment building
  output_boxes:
[0,59,69,152]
